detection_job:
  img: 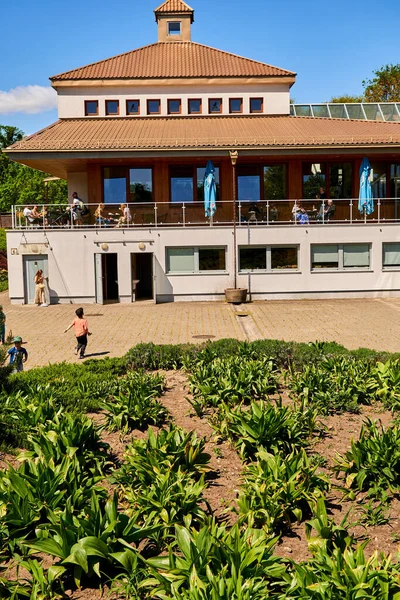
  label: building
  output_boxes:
[4,0,400,305]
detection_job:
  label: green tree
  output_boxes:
[0,124,67,212]
[363,63,400,102]
[329,94,363,103]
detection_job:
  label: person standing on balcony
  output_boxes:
[71,192,84,226]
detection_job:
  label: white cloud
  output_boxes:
[0,85,57,115]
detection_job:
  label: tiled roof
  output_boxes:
[154,0,194,19]
[50,42,295,81]
[7,116,400,153]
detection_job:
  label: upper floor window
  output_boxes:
[126,100,140,115]
[168,99,182,115]
[85,100,98,116]
[105,100,119,116]
[168,22,181,35]
[147,99,161,115]
[229,98,243,114]
[188,99,202,114]
[250,98,263,113]
[209,99,222,114]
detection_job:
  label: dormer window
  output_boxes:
[168,22,181,35]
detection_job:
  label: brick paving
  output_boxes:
[1,292,398,369]
[0,293,245,369]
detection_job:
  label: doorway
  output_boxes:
[23,255,48,304]
[131,253,153,301]
[94,253,119,304]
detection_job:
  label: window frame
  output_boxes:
[102,166,154,204]
[105,99,120,116]
[167,98,182,115]
[126,99,140,115]
[168,21,181,35]
[382,242,400,270]
[169,165,221,203]
[311,243,371,271]
[147,99,161,115]
[188,98,202,114]
[84,100,99,116]
[166,246,227,274]
[208,98,223,114]
[250,98,264,114]
[239,245,299,273]
[229,98,243,114]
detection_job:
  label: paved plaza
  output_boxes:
[0,292,398,369]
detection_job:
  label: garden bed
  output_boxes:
[2,340,400,598]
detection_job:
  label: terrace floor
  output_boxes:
[1,292,399,369]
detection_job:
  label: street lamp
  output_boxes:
[229,150,238,288]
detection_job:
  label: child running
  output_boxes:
[8,336,28,372]
[64,307,92,359]
[0,305,6,344]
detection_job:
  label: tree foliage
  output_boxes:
[0,125,67,212]
[328,63,400,104]
[363,63,400,102]
[329,94,363,103]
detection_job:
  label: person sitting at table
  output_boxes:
[23,205,41,225]
[317,198,336,222]
[292,201,309,224]
[116,203,132,227]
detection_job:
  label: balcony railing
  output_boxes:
[11,198,400,230]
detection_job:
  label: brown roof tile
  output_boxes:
[50,42,295,81]
[154,0,194,20]
[7,116,400,153]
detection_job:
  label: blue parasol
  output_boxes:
[358,157,374,216]
[204,160,217,218]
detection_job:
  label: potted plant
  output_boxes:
[224,288,247,304]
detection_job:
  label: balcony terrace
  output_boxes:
[12,198,400,230]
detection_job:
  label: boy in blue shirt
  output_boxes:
[8,336,28,372]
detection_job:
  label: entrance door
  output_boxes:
[23,255,48,304]
[94,253,119,304]
[131,253,154,301]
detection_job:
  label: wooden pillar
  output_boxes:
[153,161,169,204]
[287,159,302,200]
[220,159,233,200]
[87,164,102,205]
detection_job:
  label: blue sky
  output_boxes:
[1,0,399,135]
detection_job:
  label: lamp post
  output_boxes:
[229,150,238,289]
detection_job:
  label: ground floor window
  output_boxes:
[167,247,226,273]
[312,244,370,270]
[383,243,400,268]
[239,246,299,272]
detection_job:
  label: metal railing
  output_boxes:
[11,198,400,230]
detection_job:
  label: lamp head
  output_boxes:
[229,150,238,166]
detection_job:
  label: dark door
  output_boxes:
[131,253,153,301]
[103,253,119,302]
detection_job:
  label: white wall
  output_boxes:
[6,223,400,305]
[67,173,88,203]
[57,83,290,118]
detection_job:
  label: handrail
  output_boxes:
[11,198,400,230]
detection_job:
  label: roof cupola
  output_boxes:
[154,0,194,42]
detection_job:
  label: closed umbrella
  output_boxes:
[358,157,374,217]
[204,160,217,219]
